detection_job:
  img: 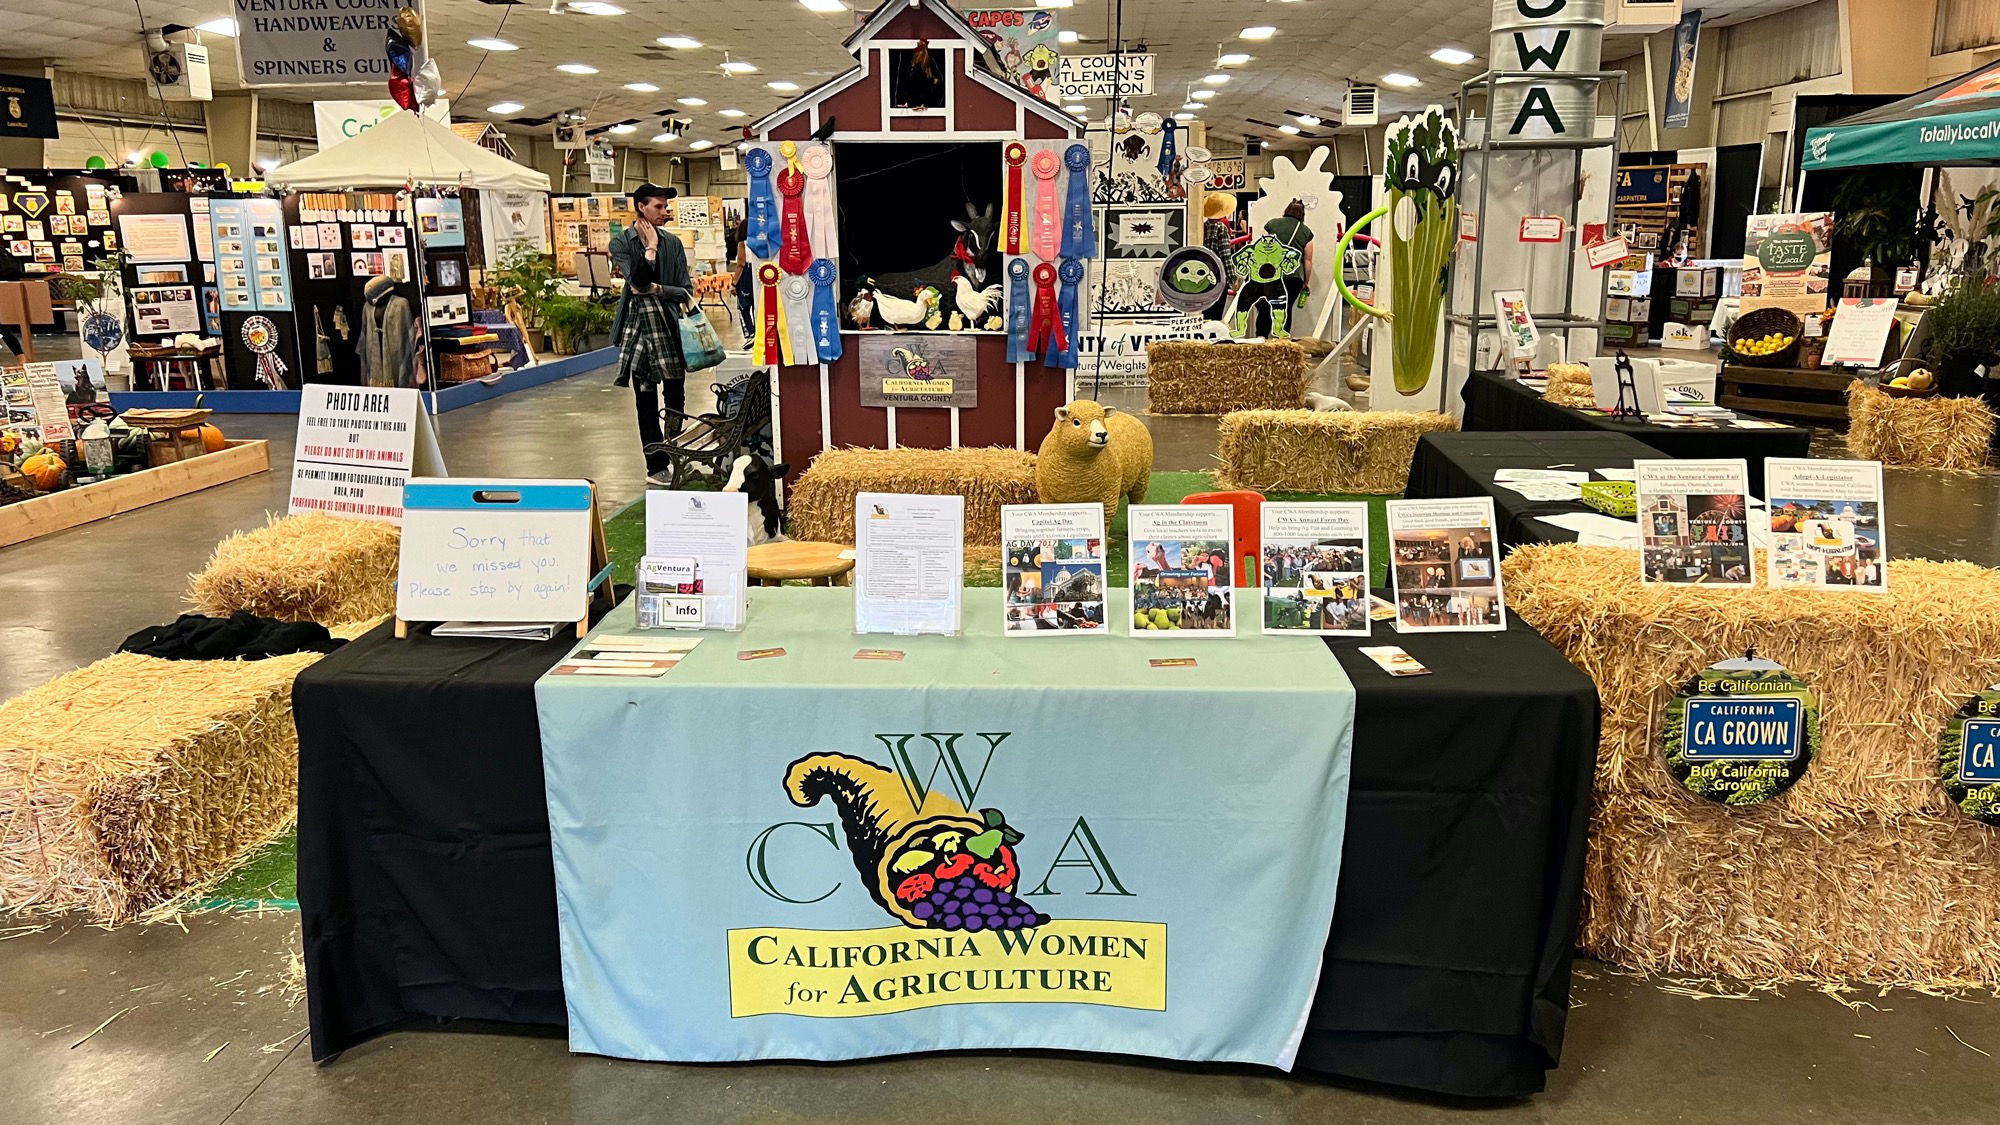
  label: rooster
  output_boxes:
[847,289,876,329]
[951,272,1005,331]
[871,286,939,331]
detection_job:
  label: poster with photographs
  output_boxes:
[425,292,470,327]
[1385,497,1507,632]
[1634,459,1754,586]
[128,285,201,334]
[1260,502,1370,635]
[1127,504,1235,636]
[1000,503,1109,635]
[1767,458,1888,592]
[1089,259,1177,316]
[1101,205,1186,259]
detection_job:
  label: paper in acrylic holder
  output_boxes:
[642,490,750,631]
[854,492,965,637]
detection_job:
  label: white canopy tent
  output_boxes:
[266,109,550,192]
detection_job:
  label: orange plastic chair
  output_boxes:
[1181,489,1264,589]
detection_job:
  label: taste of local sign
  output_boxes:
[1054,53,1154,100]
[233,0,416,88]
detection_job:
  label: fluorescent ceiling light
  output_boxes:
[657,35,702,48]
[1173,112,1196,121]
[799,0,848,10]
[767,81,800,92]
[689,139,716,150]
[678,96,707,106]
[1191,89,1217,100]
[1064,104,1087,113]
[1057,30,1080,45]
[556,63,599,75]
[652,133,678,143]
[256,157,277,170]
[467,37,517,51]
[567,1,625,14]
[625,82,660,92]
[1216,52,1251,66]
[609,124,637,134]
[718,108,748,118]
[1278,125,1300,134]
[721,59,759,74]
[1036,0,1074,7]
[1181,101,1204,110]
[1240,25,1276,40]
[1382,72,1420,87]
[196,17,237,36]
[1297,114,1322,126]
[488,101,525,114]
[1203,74,1229,85]
[1430,46,1475,65]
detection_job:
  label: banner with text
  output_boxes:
[234,0,416,88]
[537,587,1354,1068]
[288,384,446,523]
[1054,53,1154,100]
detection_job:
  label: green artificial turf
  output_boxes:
[203,827,298,908]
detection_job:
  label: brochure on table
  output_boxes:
[287,384,446,524]
[1634,459,1754,586]
[1000,503,1109,635]
[1128,504,1235,637]
[1492,289,1538,362]
[1766,458,1888,592]
[1260,502,1371,636]
[854,492,965,636]
[1385,498,1506,632]
[1,362,74,443]
[641,489,750,630]
[394,478,602,636]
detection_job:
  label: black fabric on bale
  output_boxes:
[120,612,346,661]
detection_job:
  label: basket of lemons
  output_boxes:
[1726,307,1804,368]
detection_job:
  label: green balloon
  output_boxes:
[149,151,171,168]
[84,155,108,169]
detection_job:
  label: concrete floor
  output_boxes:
[4,343,2000,1122]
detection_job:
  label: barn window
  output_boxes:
[889,46,948,110]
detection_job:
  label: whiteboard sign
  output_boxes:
[289,384,446,523]
[396,479,595,624]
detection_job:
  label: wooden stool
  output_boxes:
[748,540,854,587]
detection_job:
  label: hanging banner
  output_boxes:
[1207,157,1246,191]
[1663,657,1818,806]
[1663,10,1702,130]
[0,73,58,140]
[312,99,450,149]
[234,0,414,88]
[964,10,1062,101]
[1054,53,1154,100]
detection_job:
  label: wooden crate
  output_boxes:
[1716,365,1857,422]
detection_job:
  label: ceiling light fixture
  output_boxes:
[1297,114,1322,126]
[1203,73,1229,85]
[1064,103,1087,114]
[678,96,707,106]
[625,82,660,92]
[1182,101,1204,110]
[556,63,599,75]
[718,108,748,118]
[689,139,716,150]
[652,133,678,143]
[767,80,800,92]
[1216,52,1250,66]
[1382,72,1420,87]
[656,35,702,49]
[195,17,238,36]
[721,57,759,74]
[1174,112,1196,121]
[566,1,625,14]
[1278,125,1300,134]
[488,101,525,114]
[1239,25,1276,40]
[1192,89,1217,100]
[799,0,848,10]
[1430,46,1475,65]
[467,37,517,51]
[1057,30,1081,45]
[609,123,637,134]
[1036,0,1074,7]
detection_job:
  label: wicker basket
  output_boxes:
[1726,307,1804,368]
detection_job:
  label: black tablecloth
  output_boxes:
[1461,368,1811,494]
[1405,431,1659,550]
[298,617,1598,1099]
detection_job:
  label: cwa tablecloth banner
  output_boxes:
[535,587,1355,1068]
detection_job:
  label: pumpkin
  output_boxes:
[198,423,226,453]
[0,430,18,457]
[21,451,68,491]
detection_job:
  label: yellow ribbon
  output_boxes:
[779,139,802,178]
[755,264,796,366]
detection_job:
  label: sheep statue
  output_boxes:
[1035,399,1154,525]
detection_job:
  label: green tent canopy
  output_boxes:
[1803,59,2000,171]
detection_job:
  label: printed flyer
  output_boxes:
[1766,458,1888,592]
[854,492,965,636]
[1634,459,1754,586]
[1127,505,1234,636]
[1259,502,1370,636]
[1000,503,1108,635]
[643,489,751,630]
[1740,212,1833,318]
[1385,498,1506,632]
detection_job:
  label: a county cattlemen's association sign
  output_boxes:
[233,0,414,87]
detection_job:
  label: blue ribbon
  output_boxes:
[1047,258,1083,368]
[1060,144,1095,260]
[1156,120,1178,179]
[1005,258,1032,364]
[807,259,842,362]
[745,147,779,259]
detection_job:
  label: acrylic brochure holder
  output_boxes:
[852,492,965,637]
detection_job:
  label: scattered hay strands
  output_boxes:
[1215,408,1457,494]
[70,1006,132,1049]
[789,447,1038,548]
[189,513,401,626]
[203,1041,230,1062]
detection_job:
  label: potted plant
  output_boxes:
[539,293,615,355]
[491,243,563,351]
[1916,277,2000,398]
[1830,169,1948,292]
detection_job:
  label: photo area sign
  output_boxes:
[233,0,415,88]
[288,384,446,523]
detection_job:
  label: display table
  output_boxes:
[297,601,1596,1097]
[1460,369,1811,494]
[1404,431,1658,549]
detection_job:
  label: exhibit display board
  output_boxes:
[0,171,127,276]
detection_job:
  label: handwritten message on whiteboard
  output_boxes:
[396,479,595,624]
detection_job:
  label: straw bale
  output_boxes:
[788,447,1039,547]
[1146,340,1308,415]
[1844,383,1995,470]
[1542,362,1598,409]
[0,652,318,921]
[189,514,401,625]
[1215,409,1458,494]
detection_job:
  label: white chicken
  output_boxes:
[951,273,1005,331]
[872,286,939,331]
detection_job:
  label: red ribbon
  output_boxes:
[777,168,812,275]
[1003,142,1027,255]
[1027,261,1065,357]
[758,263,784,363]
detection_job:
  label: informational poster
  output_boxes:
[1741,212,1834,317]
[1127,504,1235,637]
[1260,502,1370,636]
[964,9,1061,100]
[1384,498,1506,632]
[1634,458,1753,586]
[116,212,192,263]
[128,285,202,334]
[854,492,965,636]
[288,384,447,524]
[414,197,466,248]
[1000,503,1108,635]
[233,0,411,88]
[643,489,750,631]
[210,198,293,312]
[1054,53,1154,100]
[1492,289,1538,360]
[0,362,72,442]
[1766,458,1888,592]
[1664,10,1703,131]
[1820,297,1900,367]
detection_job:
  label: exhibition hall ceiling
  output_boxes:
[21,0,1821,152]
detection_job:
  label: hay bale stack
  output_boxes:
[788,447,1039,547]
[1505,544,2000,985]
[1146,340,1308,415]
[1542,362,1597,409]
[0,651,320,921]
[1845,383,1995,470]
[190,513,401,625]
[1215,409,1458,494]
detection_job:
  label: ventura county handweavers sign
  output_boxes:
[233,0,415,87]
